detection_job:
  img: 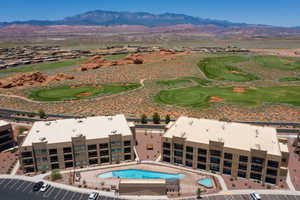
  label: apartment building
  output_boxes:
[0,121,15,152]
[161,116,289,185]
[19,115,136,173]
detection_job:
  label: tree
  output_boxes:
[196,188,203,199]
[152,112,160,124]
[165,114,171,124]
[141,114,148,124]
[38,109,46,119]
[51,169,62,181]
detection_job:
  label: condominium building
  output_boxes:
[0,120,14,152]
[19,114,136,173]
[161,116,289,185]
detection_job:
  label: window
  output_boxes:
[63,147,72,153]
[267,160,279,168]
[174,150,183,157]
[124,147,131,153]
[186,146,193,153]
[198,156,206,163]
[238,164,247,170]
[88,151,98,158]
[100,157,109,163]
[163,149,170,156]
[23,159,33,165]
[35,149,47,155]
[238,171,246,178]
[112,148,122,153]
[251,157,264,165]
[174,143,183,150]
[223,160,232,168]
[64,154,73,161]
[210,165,220,172]
[49,149,57,155]
[50,156,58,163]
[65,162,73,168]
[124,141,131,146]
[250,173,261,180]
[210,157,220,164]
[281,158,287,163]
[24,167,35,173]
[197,163,206,170]
[198,148,207,155]
[186,153,193,160]
[88,144,97,150]
[251,165,263,172]
[223,168,231,175]
[224,153,233,160]
[89,159,98,165]
[210,150,221,157]
[267,169,277,176]
[174,157,182,164]
[265,177,276,184]
[239,155,248,163]
[51,163,59,169]
[21,151,32,158]
[74,145,86,151]
[99,143,108,149]
[163,142,171,149]
[100,150,109,156]
[185,161,193,167]
[163,156,170,162]
[110,141,121,145]
[124,154,131,160]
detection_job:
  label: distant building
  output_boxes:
[0,121,15,152]
[19,115,136,173]
[161,116,289,185]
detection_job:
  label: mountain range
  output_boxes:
[0,10,259,28]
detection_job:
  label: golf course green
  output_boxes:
[29,83,141,101]
[253,55,300,70]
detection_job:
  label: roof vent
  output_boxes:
[78,119,83,123]
[181,132,186,138]
[39,137,46,142]
[222,124,225,130]
[255,129,259,138]
[189,120,194,126]
[111,130,117,134]
[108,116,113,120]
[45,122,51,126]
[76,133,83,137]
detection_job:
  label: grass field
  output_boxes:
[279,76,300,82]
[198,56,259,82]
[253,55,300,70]
[156,76,210,87]
[0,58,87,74]
[155,86,300,108]
[29,83,141,101]
[104,54,128,61]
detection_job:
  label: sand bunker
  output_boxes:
[0,72,74,89]
[76,92,93,97]
[228,70,247,75]
[209,96,225,102]
[233,88,246,93]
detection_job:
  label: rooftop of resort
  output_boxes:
[21,114,132,147]
[164,116,285,156]
[0,120,9,127]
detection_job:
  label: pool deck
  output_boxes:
[79,162,219,196]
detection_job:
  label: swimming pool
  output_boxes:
[97,169,185,179]
[198,178,214,188]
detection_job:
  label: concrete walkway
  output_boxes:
[287,170,296,191]
[10,160,20,175]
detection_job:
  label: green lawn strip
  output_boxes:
[279,76,300,82]
[252,55,300,70]
[198,56,259,82]
[155,85,300,108]
[156,76,210,87]
[29,83,141,101]
[104,54,128,61]
[0,58,87,74]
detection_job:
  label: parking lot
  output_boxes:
[197,194,300,200]
[0,178,124,200]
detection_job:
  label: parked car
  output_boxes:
[32,181,44,191]
[250,192,261,200]
[88,192,99,200]
[40,183,50,192]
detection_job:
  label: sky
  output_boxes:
[0,0,299,27]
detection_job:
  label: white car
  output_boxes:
[40,183,50,192]
[88,192,99,200]
[250,192,261,200]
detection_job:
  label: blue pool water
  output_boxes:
[198,178,214,188]
[98,169,185,179]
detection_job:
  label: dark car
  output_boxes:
[32,181,44,191]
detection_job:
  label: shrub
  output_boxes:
[152,112,160,124]
[232,183,236,187]
[141,114,147,124]
[267,185,271,189]
[38,109,46,119]
[165,114,171,124]
[50,169,62,181]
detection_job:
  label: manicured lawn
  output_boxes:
[104,54,128,61]
[253,55,300,70]
[29,83,141,101]
[198,56,259,82]
[155,85,300,108]
[279,76,300,82]
[0,58,87,74]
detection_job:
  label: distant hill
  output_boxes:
[0,10,250,27]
